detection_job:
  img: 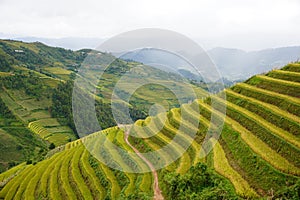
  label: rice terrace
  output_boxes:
[1,1,300,199]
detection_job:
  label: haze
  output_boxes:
[0,0,300,50]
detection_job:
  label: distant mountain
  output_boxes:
[208,46,300,80]
[4,36,300,81]
[121,48,204,81]
[121,48,189,71]
[121,46,300,81]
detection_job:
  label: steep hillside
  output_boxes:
[0,96,47,172]
[0,39,207,173]
[127,62,300,199]
[1,62,300,199]
[0,128,154,199]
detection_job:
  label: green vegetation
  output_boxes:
[225,89,300,136]
[50,80,122,131]
[0,73,76,147]
[193,100,300,194]
[0,94,47,172]
[0,163,26,184]
[80,149,105,199]
[231,83,300,117]
[220,124,298,194]
[246,75,300,98]
[207,96,300,166]
[211,139,257,198]
[282,62,300,72]
[0,50,12,72]
[160,162,239,200]
[0,40,300,199]
[267,69,300,83]
[274,180,300,199]
[0,165,35,199]
[59,148,77,199]
[0,38,207,147]
[0,140,153,199]
[125,61,300,198]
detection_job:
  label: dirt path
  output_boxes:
[119,124,164,200]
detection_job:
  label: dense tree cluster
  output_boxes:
[161,163,238,199]
[51,81,76,133]
[0,98,15,119]
[51,81,119,135]
[0,55,12,72]
[0,73,51,99]
[0,41,45,67]
[51,80,148,136]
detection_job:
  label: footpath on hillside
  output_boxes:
[118,124,164,200]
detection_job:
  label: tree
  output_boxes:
[0,56,11,72]
[49,143,55,150]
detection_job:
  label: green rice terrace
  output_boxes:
[0,39,207,173]
[0,39,299,199]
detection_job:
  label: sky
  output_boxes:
[0,0,300,50]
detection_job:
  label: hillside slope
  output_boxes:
[0,39,207,173]
[0,62,300,199]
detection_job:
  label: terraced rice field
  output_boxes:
[43,67,72,80]
[0,88,76,145]
[0,136,152,199]
[1,63,300,199]
[123,65,300,197]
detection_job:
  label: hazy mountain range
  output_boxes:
[2,35,300,81]
[208,46,300,80]
[121,47,300,81]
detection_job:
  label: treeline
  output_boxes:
[0,40,87,70]
[0,72,52,99]
[0,41,45,66]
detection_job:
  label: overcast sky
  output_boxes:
[0,0,300,50]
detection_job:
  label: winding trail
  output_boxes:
[118,124,164,200]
